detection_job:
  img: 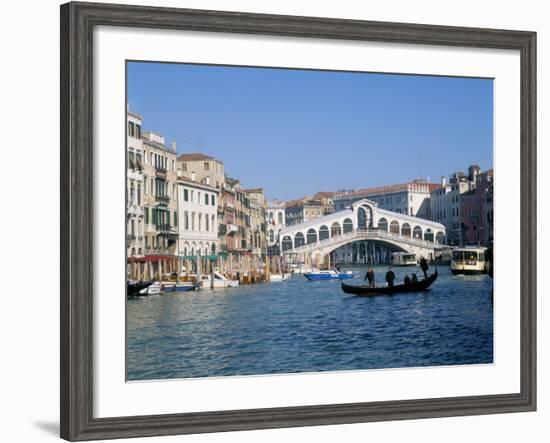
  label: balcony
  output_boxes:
[226,223,238,234]
[156,194,170,203]
[155,165,167,177]
[126,234,136,241]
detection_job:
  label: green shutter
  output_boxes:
[152,209,158,226]
[144,207,149,224]
[174,211,178,226]
[166,211,170,226]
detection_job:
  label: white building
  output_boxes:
[266,201,286,252]
[126,110,145,257]
[177,177,219,257]
[333,181,438,219]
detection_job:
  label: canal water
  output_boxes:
[127,265,493,381]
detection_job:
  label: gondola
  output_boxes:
[341,271,438,296]
[127,280,153,297]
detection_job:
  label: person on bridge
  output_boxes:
[364,268,375,287]
[419,256,429,279]
[385,267,395,287]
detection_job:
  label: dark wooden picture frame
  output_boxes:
[60,2,536,440]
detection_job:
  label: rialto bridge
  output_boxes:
[278,199,446,263]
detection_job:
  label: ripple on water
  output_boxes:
[127,266,493,380]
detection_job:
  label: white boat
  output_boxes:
[192,271,239,288]
[450,247,488,275]
[289,264,318,274]
[139,281,163,295]
[269,273,292,282]
[391,252,417,266]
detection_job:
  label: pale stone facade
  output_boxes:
[141,131,178,255]
[126,111,145,257]
[177,178,219,256]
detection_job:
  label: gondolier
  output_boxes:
[419,256,429,279]
[385,267,396,287]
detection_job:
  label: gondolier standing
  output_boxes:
[364,268,375,287]
[419,256,429,279]
[385,267,396,287]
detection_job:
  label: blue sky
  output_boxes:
[128,61,493,201]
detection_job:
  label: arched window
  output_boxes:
[436,232,445,244]
[211,243,216,253]
[307,228,317,244]
[331,222,342,237]
[401,223,411,237]
[294,232,305,248]
[343,218,353,233]
[282,236,293,251]
[278,212,283,225]
[269,229,274,243]
[424,228,434,242]
[413,226,423,239]
[390,220,400,234]
[319,225,329,240]
[378,218,388,232]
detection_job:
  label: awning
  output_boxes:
[127,254,177,263]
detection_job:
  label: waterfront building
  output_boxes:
[430,165,487,246]
[176,177,219,256]
[176,153,225,189]
[141,131,178,256]
[225,177,252,254]
[177,153,227,254]
[244,188,268,255]
[461,169,493,245]
[285,198,332,226]
[126,110,145,258]
[332,180,438,219]
[266,201,286,254]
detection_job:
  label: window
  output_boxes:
[182,162,187,172]
[144,207,149,224]
[184,189,189,201]
[136,124,141,139]
[191,191,194,202]
[204,162,209,171]
[174,211,178,227]
[206,215,209,231]
[205,194,209,205]
[172,160,175,171]
[211,195,216,206]
[184,211,189,230]
[137,183,141,205]
[128,121,134,137]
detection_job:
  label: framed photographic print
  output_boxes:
[60,1,536,441]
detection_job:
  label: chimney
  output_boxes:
[441,176,447,187]
[171,140,177,151]
[191,171,196,181]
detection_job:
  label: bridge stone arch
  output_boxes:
[355,203,374,229]
[378,217,388,232]
[343,218,354,233]
[389,220,400,234]
[294,232,305,248]
[319,225,329,240]
[401,222,411,237]
[424,228,434,242]
[307,228,317,244]
[436,231,445,244]
[413,225,423,239]
[282,235,293,251]
[331,221,342,237]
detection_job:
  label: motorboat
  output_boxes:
[391,252,417,266]
[450,247,488,275]
[269,273,292,282]
[304,269,354,281]
[127,280,153,297]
